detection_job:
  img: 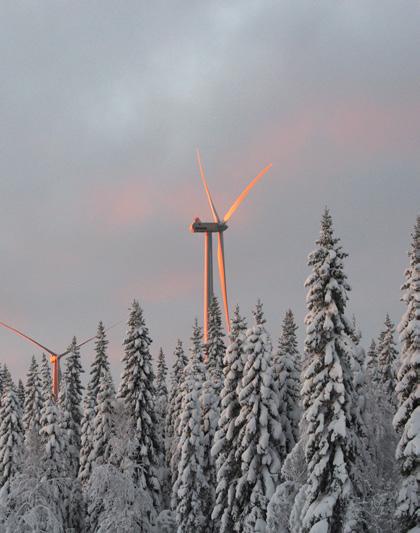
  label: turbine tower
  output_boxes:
[190,150,272,341]
[0,320,119,399]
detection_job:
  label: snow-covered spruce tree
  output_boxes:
[377,314,399,405]
[17,379,25,408]
[365,339,378,382]
[273,309,301,455]
[200,296,226,527]
[40,352,52,403]
[212,305,247,532]
[39,396,83,531]
[1,365,13,394]
[0,386,24,491]
[91,367,115,467]
[393,215,420,532]
[23,355,43,447]
[118,300,160,511]
[156,347,170,508]
[173,333,207,533]
[233,302,285,532]
[167,339,188,486]
[59,337,84,477]
[79,321,113,486]
[170,320,206,511]
[156,347,169,440]
[293,209,365,533]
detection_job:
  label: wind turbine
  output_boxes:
[0,320,120,400]
[190,149,272,341]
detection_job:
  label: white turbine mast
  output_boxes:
[190,149,272,341]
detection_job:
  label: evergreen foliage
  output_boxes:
[233,302,285,532]
[393,216,420,531]
[59,337,84,477]
[173,330,207,533]
[79,321,112,485]
[293,209,363,533]
[377,314,399,405]
[274,309,301,454]
[212,305,247,532]
[118,300,160,511]
[40,353,52,403]
[23,355,43,446]
[200,297,226,527]
[0,387,24,490]
[167,339,188,487]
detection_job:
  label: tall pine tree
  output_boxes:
[173,324,207,533]
[212,305,247,532]
[167,339,188,488]
[23,356,43,447]
[0,387,24,491]
[234,302,285,532]
[79,321,112,485]
[118,300,160,511]
[274,309,301,454]
[59,337,84,477]
[293,209,364,533]
[393,215,420,531]
[377,314,398,405]
[200,297,226,528]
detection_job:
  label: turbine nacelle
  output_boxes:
[190,219,228,233]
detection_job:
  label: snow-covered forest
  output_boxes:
[0,209,418,533]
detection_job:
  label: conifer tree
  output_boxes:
[293,209,364,533]
[173,332,207,533]
[365,339,378,382]
[40,353,52,404]
[0,387,24,490]
[273,309,301,454]
[156,347,170,506]
[166,339,188,478]
[39,397,83,530]
[59,337,84,477]
[118,300,160,510]
[377,314,398,404]
[200,297,226,527]
[212,305,247,532]
[1,365,13,393]
[393,215,420,531]
[79,321,112,485]
[17,379,25,408]
[167,339,188,486]
[156,348,169,432]
[23,355,43,443]
[88,321,112,403]
[234,302,285,532]
[91,367,115,466]
[171,321,206,509]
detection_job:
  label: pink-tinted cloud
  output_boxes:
[117,269,199,305]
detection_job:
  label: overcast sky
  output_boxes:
[0,1,419,382]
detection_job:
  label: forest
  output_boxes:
[0,209,418,533]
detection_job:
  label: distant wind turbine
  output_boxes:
[190,149,272,341]
[0,320,121,399]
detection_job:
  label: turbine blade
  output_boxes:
[196,148,220,223]
[223,163,272,222]
[0,320,56,355]
[58,320,124,359]
[217,232,230,334]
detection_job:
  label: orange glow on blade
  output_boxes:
[0,320,56,355]
[196,148,220,223]
[223,163,272,222]
[217,233,230,334]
